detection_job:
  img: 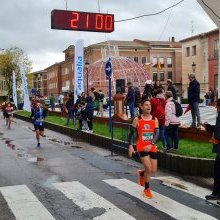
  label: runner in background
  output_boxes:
[128,99,159,199]
[31,102,46,147]
[5,103,13,129]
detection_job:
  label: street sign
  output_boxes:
[105,60,112,78]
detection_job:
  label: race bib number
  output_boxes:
[142,132,153,141]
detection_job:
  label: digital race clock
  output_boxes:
[51,9,114,33]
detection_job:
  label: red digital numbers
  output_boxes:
[51,10,114,33]
[70,12,79,28]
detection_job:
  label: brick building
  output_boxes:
[207,29,219,91]
[180,28,219,99]
[31,39,182,97]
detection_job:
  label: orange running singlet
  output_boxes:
[136,116,157,153]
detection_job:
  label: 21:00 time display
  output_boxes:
[51,9,114,33]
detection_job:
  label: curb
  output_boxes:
[14,114,214,177]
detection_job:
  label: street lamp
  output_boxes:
[85,60,90,94]
[192,62,196,73]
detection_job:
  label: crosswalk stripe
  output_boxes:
[151,176,212,200]
[104,179,217,220]
[0,185,55,220]
[53,181,135,220]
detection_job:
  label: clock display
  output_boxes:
[51,9,114,33]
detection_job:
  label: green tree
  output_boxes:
[0,47,32,98]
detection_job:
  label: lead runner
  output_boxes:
[128,98,159,198]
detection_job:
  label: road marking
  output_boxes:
[104,179,217,220]
[0,185,55,220]
[151,176,211,199]
[53,181,135,220]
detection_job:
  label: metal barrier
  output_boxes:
[111,121,136,156]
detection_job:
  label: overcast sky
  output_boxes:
[0,0,217,72]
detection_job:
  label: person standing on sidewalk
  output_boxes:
[128,99,159,199]
[188,73,201,128]
[125,82,135,118]
[150,88,167,150]
[205,99,220,200]
[164,91,181,151]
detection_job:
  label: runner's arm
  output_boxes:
[128,117,138,158]
[151,117,159,145]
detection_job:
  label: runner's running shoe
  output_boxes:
[143,188,153,199]
[136,169,145,187]
[37,143,40,147]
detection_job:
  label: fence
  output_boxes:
[111,121,136,156]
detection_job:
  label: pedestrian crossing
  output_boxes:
[0,178,218,220]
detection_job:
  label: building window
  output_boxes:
[167,58,172,68]
[192,45,196,56]
[65,67,69,75]
[186,47,190,57]
[159,57,164,68]
[214,39,219,59]
[152,57,157,68]
[160,72,164,81]
[167,71,172,80]
[153,72,157,81]
[141,56,147,64]
[134,56,138,63]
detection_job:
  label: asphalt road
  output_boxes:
[0,116,220,220]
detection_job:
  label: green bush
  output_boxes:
[181,98,204,104]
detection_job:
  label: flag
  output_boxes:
[74,40,84,102]
[19,64,31,112]
[184,104,191,114]
[12,71,18,108]
[157,60,162,70]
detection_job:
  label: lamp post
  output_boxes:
[192,62,196,73]
[85,60,90,94]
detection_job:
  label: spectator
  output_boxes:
[205,99,220,200]
[125,82,135,118]
[97,89,105,116]
[142,80,153,100]
[85,95,94,132]
[134,86,141,116]
[167,79,177,100]
[209,88,215,104]
[65,94,74,126]
[204,91,211,106]
[164,91,181,152]
[91,87,99,112]
[58,93,64,112]
[49,94,55,111]
[150,88,167,150]
[188,73,201,128]
[153,80,163,95]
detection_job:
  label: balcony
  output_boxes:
[208,51,219,60]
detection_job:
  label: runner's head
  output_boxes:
[36,102,41,109]
[140,98,151,114]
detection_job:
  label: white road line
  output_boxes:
[0,185,55,220]
[53,181,135,220]
[151,176,212,200]
[104,179,217,220]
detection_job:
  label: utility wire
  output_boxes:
[158,0,176,40]
[115,0,185,22]
[201,0,220,20]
